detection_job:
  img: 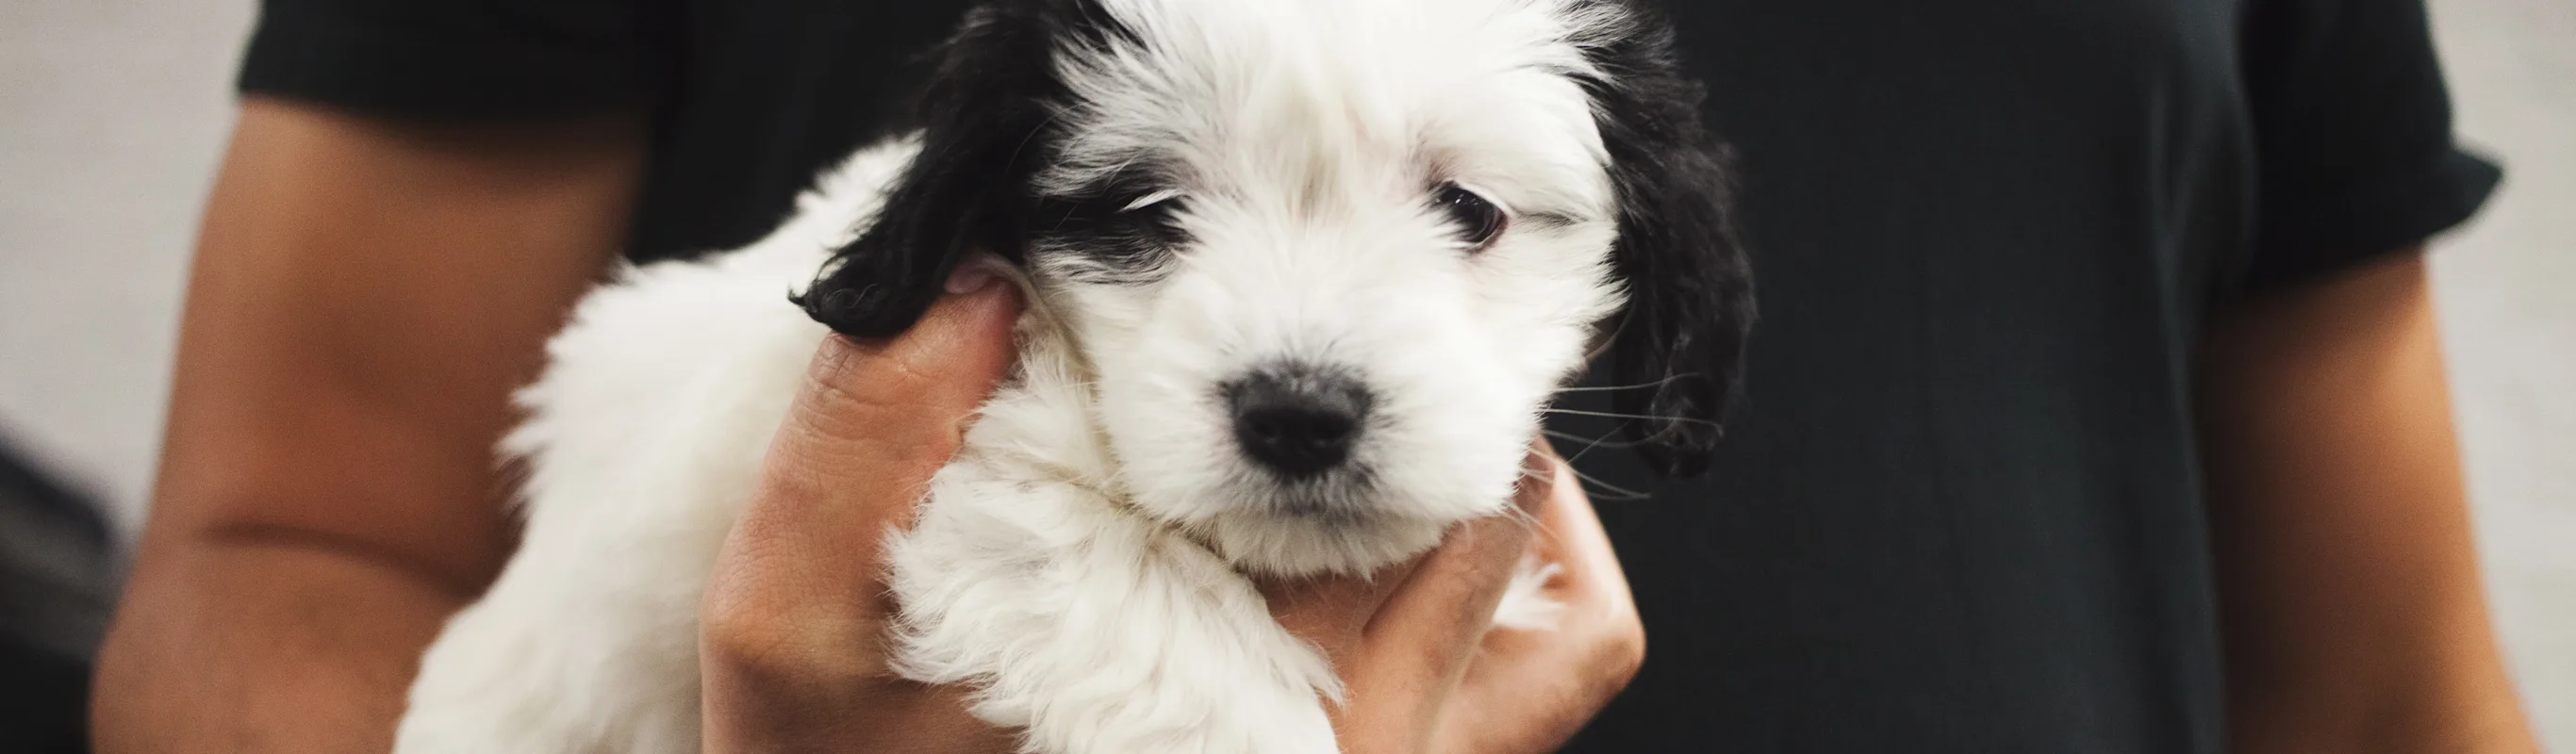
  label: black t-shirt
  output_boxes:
[236,0,2500,750]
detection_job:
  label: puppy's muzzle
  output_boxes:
[1225,364,1373,480]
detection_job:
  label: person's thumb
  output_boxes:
[764,262,1022,504]
[709,259,1021,633]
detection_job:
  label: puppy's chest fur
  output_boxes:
[391,140,1536,754]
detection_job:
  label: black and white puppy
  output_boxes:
[395,0,1749,751]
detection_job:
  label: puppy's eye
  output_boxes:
[1434,183,1506,251]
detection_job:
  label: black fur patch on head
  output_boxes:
[1026,166,1193,283]
[1569,1,1757,478]
[795,0,1140,336]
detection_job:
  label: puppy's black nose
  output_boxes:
[1227,365,1373,479]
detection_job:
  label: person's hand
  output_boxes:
[1266,443,1646,754]
[698,263,1025,754]
[694,259,1640,753]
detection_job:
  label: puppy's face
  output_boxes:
[802,0,1754,575]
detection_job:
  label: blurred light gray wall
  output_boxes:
[2425,0,2576,742]
[1,0,2567,744]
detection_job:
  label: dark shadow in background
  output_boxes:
[0,432,119,754]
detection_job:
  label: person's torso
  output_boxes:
[1557,2,2252,750]
[629,2,2259,750]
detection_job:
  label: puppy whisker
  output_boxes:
[1538,407,1726,428]
[1564,465,1653,501]
[1540,429,1645,449]
[1550,373,1703,393]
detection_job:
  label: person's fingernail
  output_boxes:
[945,255,1003,294]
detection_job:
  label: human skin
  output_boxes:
[2199,253,2539,753]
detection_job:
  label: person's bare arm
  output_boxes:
[91,98,645,753]
[2198,252,2539,753]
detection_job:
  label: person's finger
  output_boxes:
[1356,463,1543,680]
[1324,470,1539,754]
[1263,556,1427,665]
[764,259,1023,509]
[701,259,1022,752]
[1269,449,1563,659]
[1431,448,1643,754]
[1526,444,1630,613]
[705,260,1020,636]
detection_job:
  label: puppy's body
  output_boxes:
[400,139,1563,752]
[397,1,1751,752]
[397,146,912,754]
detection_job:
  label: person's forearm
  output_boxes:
[92,99,646,752]
[92,539,471,752]
[2199,252,2537,753]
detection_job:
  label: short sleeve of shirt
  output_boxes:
[236,0,671,119]
[2236,0,2502,295]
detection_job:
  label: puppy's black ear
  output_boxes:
[794,5,1064,336]
[1577,8,1757,478]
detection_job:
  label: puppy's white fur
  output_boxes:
[397,1,1650,751]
